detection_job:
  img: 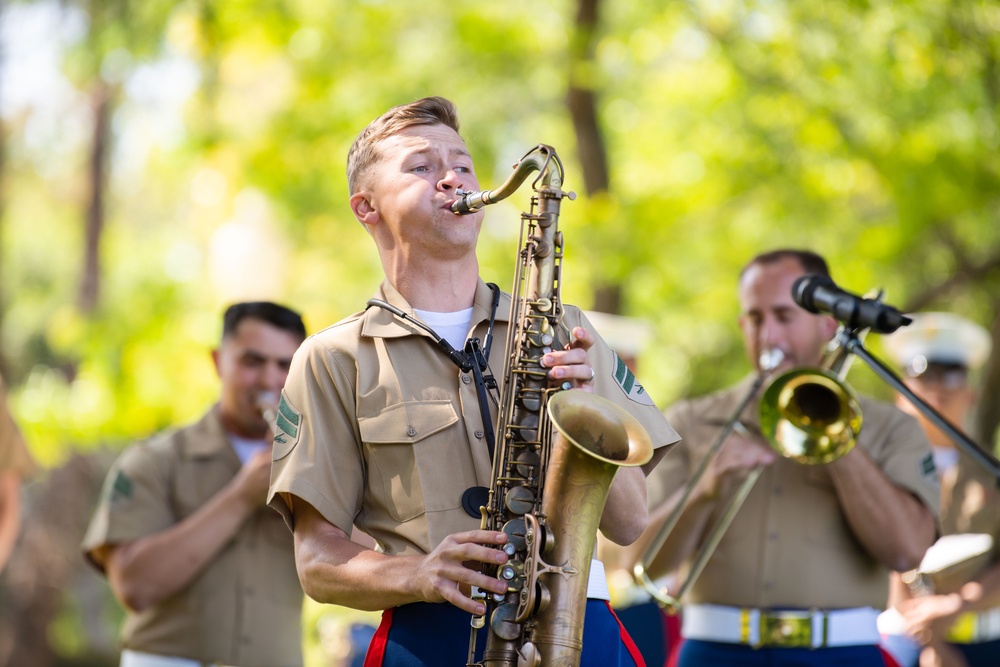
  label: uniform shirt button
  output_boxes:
[773,486,783,496]
[474,430,484,439]
[462,374,472,384]
[407,426,417,437]
[765,581,774,590]
[768,531,778,541]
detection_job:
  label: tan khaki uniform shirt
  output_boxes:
[647,376,940,610]
[0,375,37,479]
[268,279,680,556]
[940,451,1000,571]
[82,408,303,667]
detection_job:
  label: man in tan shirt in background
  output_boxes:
[83,302,307,667]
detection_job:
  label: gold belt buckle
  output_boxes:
[947,611,979,644]
[759,610,817,648]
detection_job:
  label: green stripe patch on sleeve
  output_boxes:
[613,354,654,406]
[109,470,133,503]
[273,393,301,447]
[920,452,937,480]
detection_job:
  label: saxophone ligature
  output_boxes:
[453,145,653,667]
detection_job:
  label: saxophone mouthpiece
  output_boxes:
[451,189,492,215]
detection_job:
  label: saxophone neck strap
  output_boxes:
[363,283,501,377]
[366,284,502,519]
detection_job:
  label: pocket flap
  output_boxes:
[358,400,458,445]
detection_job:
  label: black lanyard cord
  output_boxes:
[365,298,473,372]
[365,283,503,460]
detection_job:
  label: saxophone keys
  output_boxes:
[533,297,553,313]
[513,450,540,479]
[517,642,541,667]
[504,486,536,515]
[499,561,522,587]
[501,518,527,552]
[490,601,523,641]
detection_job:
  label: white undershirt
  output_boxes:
[932,445,960,474]
[229,435,269,465]
[413,307,474,351]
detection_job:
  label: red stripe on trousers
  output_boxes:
[363,607,394,667]
[879,645,902,667]
[606,600,647,667]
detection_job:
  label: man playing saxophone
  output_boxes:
[266,96,680,666]
[631,249,940,667]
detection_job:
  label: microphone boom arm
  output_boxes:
[837,328,1000,486]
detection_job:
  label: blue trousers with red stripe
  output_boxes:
[363,599,644,666]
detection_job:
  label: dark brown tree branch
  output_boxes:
[567,0,608,198]
[78,82,112,314]
[902,250,1000,313]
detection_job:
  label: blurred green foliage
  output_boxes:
[6,0,997,463]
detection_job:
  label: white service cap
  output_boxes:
[883,311,992,375]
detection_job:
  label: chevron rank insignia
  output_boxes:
[920,452,937,480]
[109,469,133,503]
[613,353,654,406]
[273,392,301,450]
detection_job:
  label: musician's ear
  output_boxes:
[351,192,379,227]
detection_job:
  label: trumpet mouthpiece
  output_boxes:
[759,349,785,372]
[255,391,279,423]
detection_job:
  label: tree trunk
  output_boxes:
[78,83,112,315]
[567,0,608,199]
[567,0,623,317]
[0,451,120,667]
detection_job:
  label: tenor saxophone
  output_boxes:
[454,145,653,667]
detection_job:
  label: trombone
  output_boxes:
[633,330,863,612]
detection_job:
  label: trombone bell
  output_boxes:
[759,368,862,464]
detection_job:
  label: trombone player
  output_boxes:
[631,249,939,666]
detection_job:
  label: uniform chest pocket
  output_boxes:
[358,400,460,523]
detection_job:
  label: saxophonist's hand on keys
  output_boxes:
[541,326,596,392]
[418,529,509,615]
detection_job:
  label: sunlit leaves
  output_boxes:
[3,0,999,453]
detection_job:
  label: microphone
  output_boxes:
[792,274,912,334]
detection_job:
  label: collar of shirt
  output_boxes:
[361,277,511,341]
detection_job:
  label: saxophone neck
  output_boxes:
[451,145,573,215]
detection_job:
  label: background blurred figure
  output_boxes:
[881,312,1000,667]
[632,248,939,667]
[0,373,38,572]
[82,302,307,667]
